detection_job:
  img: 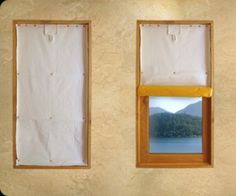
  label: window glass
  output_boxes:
[149,96,202,153]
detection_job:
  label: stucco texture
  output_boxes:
[0,0,236,195]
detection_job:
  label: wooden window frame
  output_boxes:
[12,20,91,169]
[136,20,214,168]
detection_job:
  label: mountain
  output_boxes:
[176,101,202,117]
[149,107,169,115]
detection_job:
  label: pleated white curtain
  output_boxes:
[140,24,210,86]
[16,24,87,166]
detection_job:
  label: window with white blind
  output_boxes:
[13,20,91,168]
[136,20,214,168]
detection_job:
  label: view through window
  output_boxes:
[149,97,202,153]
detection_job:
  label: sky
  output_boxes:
[149,96,202,113]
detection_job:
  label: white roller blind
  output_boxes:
[140,24,210,86]
[16,24,88,166]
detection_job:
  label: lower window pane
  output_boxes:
[149,96,202,153]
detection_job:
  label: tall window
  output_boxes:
[136,20,213,167]
[13,20,91,168]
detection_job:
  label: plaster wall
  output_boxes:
[0,0,236,195]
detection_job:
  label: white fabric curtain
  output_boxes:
[16,24,87,166]
[140,24,210,86]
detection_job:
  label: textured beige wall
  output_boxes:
[0,0,236,195]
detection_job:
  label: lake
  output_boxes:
[149,137,202,153]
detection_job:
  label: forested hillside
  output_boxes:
[149,113,202,137]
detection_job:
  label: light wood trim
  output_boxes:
[87,21,92,169]
[136,20,141,166]
[12,20,17,168]
[13,165,90,169]
[137,20,213,25]
[209,21,214,166]
[137,162,212,168]
[136,20,214,168]
[13,19,90,25]
[13,20,91,169]
[202,98,212,164]
[138,85,212,97]
[137,97,148,164]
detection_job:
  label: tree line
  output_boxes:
[149,113,202,138]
